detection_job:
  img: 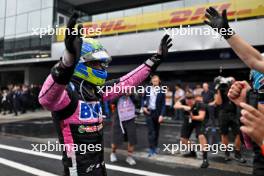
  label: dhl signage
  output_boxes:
[56,0,264,42]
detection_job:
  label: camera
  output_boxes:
[214,76,234,90]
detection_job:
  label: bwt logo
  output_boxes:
[79,101,102,120]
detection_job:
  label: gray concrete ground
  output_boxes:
[0,110,253,175]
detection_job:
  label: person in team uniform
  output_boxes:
[39,13,172,176]
[110,94,138,165]
[174,92,209,168]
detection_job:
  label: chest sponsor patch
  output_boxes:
[79,101,102,121]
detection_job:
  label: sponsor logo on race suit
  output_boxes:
[79,101,103,121]
[78,124,103,133]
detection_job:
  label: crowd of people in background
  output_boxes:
[0,84,41,116]
[107,74,245,168]
[0,81,217,121]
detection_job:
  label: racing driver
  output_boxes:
[38,13,172,176]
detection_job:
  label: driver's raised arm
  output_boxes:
[103,35,172,101]
[39,13,82,111]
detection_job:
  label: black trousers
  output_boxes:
[146,110,160,149]
[253,143,264,176]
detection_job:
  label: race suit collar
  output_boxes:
[71,76,102,101]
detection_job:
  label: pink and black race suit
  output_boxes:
[39,62,151,176]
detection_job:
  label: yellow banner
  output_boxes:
[56,0,264,42]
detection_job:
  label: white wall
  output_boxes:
[52,18,264,59]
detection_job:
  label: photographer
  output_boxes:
[213,76,246,163]
[174,92,209,168]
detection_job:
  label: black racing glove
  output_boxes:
[145,34,172,71]
[64,13,83,63]
[204,7,234,39]
[51,13,83,84]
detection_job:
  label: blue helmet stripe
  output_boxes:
[81,43,93,56]
[92,68,108,79]
[75,63,88,76]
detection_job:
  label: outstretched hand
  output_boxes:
[158,34,173,59]
[145,34,173,71]
[64,13,83,60]
[204,7,234,39]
